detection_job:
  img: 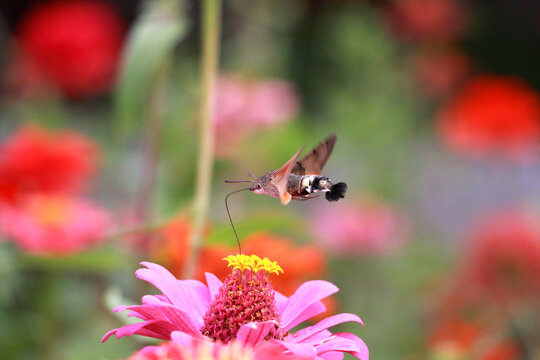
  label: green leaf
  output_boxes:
[114,0,189,135]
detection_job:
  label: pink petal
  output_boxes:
[275,341,317,359]
[292,313,364,343]
[274,291,288,313]
[237,320,280,347]
[280,281,338,331]
[111,305,145,321]
[204,272,222,300]
[121,304,202,337]
[286,329,332,345]
[284,301,327,331]
[101,319,176,342]
[141,294,171,306]
[316,333,369,360]
[136,262,210,326]
[319,352,344,360]
[171,331,194,346]
[255,342,312,360]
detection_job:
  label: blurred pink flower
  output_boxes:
[458,210,540,303]
[9,0,124,98]
[385,0,469,42]
[310,198,409,255]
[214,74,299,153]
[412,47,470,97]
[437,75,540,161]
[129,339,303,360]
[0,193,110,255]
[103,257,368,359]
[0,124,99,204]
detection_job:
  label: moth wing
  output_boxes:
[272,146,304,205]
[292,133,337,175]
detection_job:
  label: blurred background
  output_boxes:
[1,0,540,359]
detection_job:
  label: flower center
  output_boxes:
[200,254,284,343]
[27,195,72,227]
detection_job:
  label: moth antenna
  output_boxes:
[225,188,250,254]
[224,179,254,183]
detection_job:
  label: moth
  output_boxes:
[224,134,347,253]
[226,134,347,205]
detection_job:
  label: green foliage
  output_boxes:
[114,0,189,136]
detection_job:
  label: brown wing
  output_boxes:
[292,134,337,175]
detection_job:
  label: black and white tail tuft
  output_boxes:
[325,182,347,202]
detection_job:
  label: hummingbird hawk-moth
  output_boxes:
[226,133,347,204]
[224,134,347,253]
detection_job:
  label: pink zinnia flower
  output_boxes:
[214,74,299,154]
[12,0,125,98]
[0,193,110,254]
[129,338,305,360]
[437,75,540,161]
[103,255,368,359]
[0,125,99,204]
[310,198,409,255]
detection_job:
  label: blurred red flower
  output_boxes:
[460,210,540,303]
[0,125,99,204]
[0,193,110,254]
[12,0,124,98]
[155,217,326,297]
[428,317,521,360]
[310,197,410,256]
[214,74,299,155]
[437,75,540,160]
[412,47,470,97]
[385,0,468,42]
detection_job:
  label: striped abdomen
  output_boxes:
[287,175,347,201]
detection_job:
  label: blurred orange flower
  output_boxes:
[241,232,326,296]
[156,217,327,297]
[11,0,125,98]
[155,216,220,279]
[0,125,99,204]
[437,75,540,160]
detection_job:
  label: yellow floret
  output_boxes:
[223,254,283,275]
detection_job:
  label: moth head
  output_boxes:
[249,181,265,194]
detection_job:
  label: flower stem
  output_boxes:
[183,0,221,278]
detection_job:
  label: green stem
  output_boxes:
[183,0,221,278]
